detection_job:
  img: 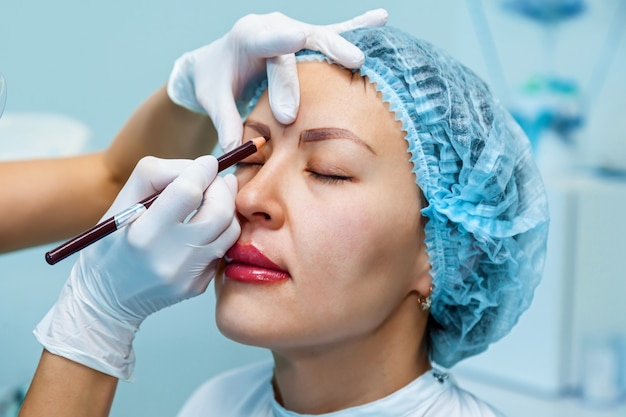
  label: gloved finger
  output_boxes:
[179,208,240,266]
[247,29,307,58]
[103,157,194,219]
[185,255,226,296]
[196,174,241,249]
[307,9,389,68]
[208,217,241,255]
[324,8,389,33]
[304,29,366,68]
[186,176,237,242]
[267,54,300,124]
[222,173,238,198]
[184,265,216,298]
[190,216,241,263]
[148,155,219,223]
[212,93,245,152]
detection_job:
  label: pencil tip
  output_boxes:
[251,136,268,149]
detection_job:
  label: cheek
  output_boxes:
[292,193,416,295]
[289,196,420,334]
[295,201,376,272]
[294,199,411,314]
[304,178,418,246]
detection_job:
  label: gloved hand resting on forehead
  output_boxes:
[34,156,240,380]
[167,9,388,152]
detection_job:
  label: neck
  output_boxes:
[271,294,430,414]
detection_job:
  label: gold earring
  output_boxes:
[419,284,434,311]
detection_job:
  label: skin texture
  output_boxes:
[214,61,433,414]
[0,86,216,253]
[18,350,118,417]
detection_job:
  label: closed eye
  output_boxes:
[307,170,353,184]
[234,161,263,173]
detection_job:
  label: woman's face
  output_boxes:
[214,61,430,353]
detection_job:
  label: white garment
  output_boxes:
[176,360,505,416]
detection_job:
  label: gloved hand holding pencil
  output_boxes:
[34,155,240,380]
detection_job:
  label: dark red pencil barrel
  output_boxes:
[44,139,263,265]
[45,218,118,265]
[217,140,257,171]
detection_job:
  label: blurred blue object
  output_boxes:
[470,0,626,160]
[500,0,586,23]
[0,385,25,417]
[510,74,585,149]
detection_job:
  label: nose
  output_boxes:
[235,160,286,229]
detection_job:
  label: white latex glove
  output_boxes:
[167,9,388,152]
[34,156,240,380]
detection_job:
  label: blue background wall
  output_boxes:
[1,1,625,416]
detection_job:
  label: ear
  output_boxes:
[410,242,433,299]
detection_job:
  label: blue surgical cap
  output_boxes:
[238,26,550,369]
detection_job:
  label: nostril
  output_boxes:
[254,211,271,221]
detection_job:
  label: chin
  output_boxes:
[213,272,300,350]
[215,311,276,349]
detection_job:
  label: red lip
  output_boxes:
[224,243,290,283]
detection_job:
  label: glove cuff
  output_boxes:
[33,281,138,381]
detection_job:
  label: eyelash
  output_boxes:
[235,161,263,171]
[307,170,352,184]
[236,163,352,184]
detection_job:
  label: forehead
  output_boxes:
[248,61,401,147]
[297,61,377,108]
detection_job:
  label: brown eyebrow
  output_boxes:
[300,128,375,154]
[243,120,271,141]
[244,120,375,155]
